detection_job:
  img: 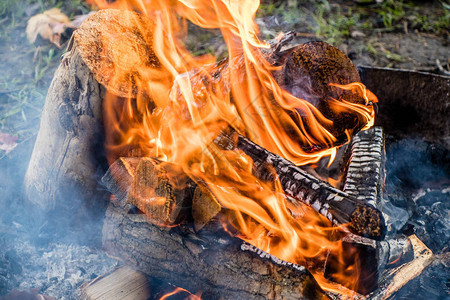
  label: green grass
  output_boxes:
[0,0,90,142]
[373,0,449,33]
[312,1,359,45]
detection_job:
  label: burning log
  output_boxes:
[167,38,376,159]
[192,185,222,231]
[103,140,385,241]
[102,157,220,230]
[102,196,327,299]
[212,130,386,240]
[24,9,378,235]
[100,132,427,298]
[126,157,195,225]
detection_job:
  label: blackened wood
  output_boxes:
[214,131,386,240]
[369,235,433,300]
[343,127,385,209]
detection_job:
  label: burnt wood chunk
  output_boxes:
[213,131,386,240]
[126,157,195,225]
[369,235,433,300]
[281,41,370,146]
[343,127,385,208]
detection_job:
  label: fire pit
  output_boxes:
[14,2,449,300]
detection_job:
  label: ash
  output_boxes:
[0,140,119,299]
[384,137,450,299]
[0,237,119,299]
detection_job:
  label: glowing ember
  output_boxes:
[85,0,378,296]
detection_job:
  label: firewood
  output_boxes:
[192,185,222,231]
[170,39,375,154]
[102,157,222,229]
[281,41,370,144]
[79,266,151,300]
[102,200,326,300]
[369,235,433,300]
[23,36,110,238]
[126,157,195,226]
[212,130,386,240]
[103,149,385,240]
[102,196,430,299]
[101,157,142,206]
[72,9,162,98]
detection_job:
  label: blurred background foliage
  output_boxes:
[0,0,448,154]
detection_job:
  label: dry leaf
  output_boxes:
[26,8,72,48]
[0,132,18,154]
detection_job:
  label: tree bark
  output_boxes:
[102,198,326,300]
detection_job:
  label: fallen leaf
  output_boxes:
[351,30,366,39]
[0,132,18,154]
[26,8,73,48]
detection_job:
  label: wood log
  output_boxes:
[101,157,383,295]
[192,185,222,231]
[102,157,221,230]
[126,157,196,225]
[168,39,375,158]
[101,155,430,298]
[102,199,327,300]
[23,38,109,242]
[79,266,151,300]
[103,145,385,241]
[280,41,372,145]
[212,130,386,240]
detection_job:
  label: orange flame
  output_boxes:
[159,287,201,300]
[87,0,378,296]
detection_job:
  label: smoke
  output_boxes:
[0,110,117,299]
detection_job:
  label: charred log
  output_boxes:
[212,130,386,240]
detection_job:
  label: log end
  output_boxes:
[74,9,162,98]
[349,205,386,240]
[282,41,373,147]
[126,157,193,225]
[192,186,222,232]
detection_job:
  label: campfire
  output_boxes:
[22,0,439,299]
